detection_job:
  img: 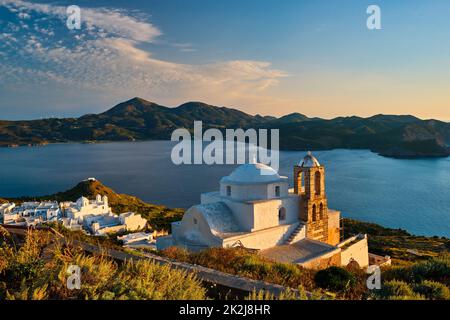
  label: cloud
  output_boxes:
[1,0,161,41]
[0,0,288,115]
[172,42,197,52]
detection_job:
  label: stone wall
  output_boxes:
[339,235,369,268]
[300,250,341,270]
[223,223,299,250]
[327,210,341,246]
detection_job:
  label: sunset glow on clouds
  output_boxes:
[0,0,449,120]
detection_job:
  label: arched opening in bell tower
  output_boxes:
[296,171,305,194]
[315,171,321,196]
[319,203,324,220]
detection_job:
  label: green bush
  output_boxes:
[413,280,450,300]
[241,256,273,277]
[314,267,357,292]
[0,230,207,300]
[373,280,424,300]
[410,256,450,285]
[383,255,450,286]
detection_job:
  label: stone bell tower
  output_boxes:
[294,152,329,243]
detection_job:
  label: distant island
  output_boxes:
[1,97,449,158]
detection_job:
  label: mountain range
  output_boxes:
[1,97,449,158]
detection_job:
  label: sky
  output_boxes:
[0,0,449,120]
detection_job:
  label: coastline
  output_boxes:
[2,138,449,160]
[2,179,449,240]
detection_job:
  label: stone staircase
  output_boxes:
[285,224,305,245]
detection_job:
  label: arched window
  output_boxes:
[278,207,286,222]
[312,204,317,221]
[315,171,321,196]
[297,172,306,194]
[226,186,231,197]
[275,186,280,197]
[319,203,324,220]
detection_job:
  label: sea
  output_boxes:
[0,140,448,237]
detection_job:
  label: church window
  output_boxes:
[319,203,324,220]
[315,171,321,196]
[275,186,280,197]
[226,186,231,196]
[278,207,286,222]
[193,218,198,225]
[312,204,317,221]
[297,172,305,193]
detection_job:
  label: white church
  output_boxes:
[157,152,372,269]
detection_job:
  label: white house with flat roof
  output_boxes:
[64,195,111,223]
[1,201,60,226]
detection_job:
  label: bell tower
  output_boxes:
[294,152,329,243]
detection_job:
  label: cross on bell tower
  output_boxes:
[294,151,329,243]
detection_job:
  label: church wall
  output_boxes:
[223,200,255,231]
[252,197,298,231]
[223,223,299,250]
[174,207,222,248]
[200,192,255,231]
[339,235,369,268]
[300,250,342,270]
[327,210,341,246]
[219,182,289,202]
[266,182,289,198]
[201,189,299,232]
[220,184,268,201]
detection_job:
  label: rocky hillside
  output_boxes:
[1,97,449,158]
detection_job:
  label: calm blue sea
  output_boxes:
[0,141,448,237]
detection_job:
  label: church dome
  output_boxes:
[221,163,284,185]
[299,151,321,167]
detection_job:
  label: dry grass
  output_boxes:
[0,229,206,300]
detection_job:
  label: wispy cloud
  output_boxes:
[172,42,197,52]
[0,0,287,115]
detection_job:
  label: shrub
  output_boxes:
[373,280,424,300]
[383,255,450,286]
[410,256,450,285]
[272,262,302,280]
[111,260,206,300]
[380,280,414,297]
[0,230,207,300]
[160,246,191,262]
[241,256,273,278]
[413,280,450,300]
[314,266,357,292]
[191,247,250,274]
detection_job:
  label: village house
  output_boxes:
[117,232,154,248]
[61,195,147,235]
[86,211,147,236]
[62,194,112,223]
[157,152,372,269]
[0,193,147,237]
[0,203,16,222]
[0,201,60,226]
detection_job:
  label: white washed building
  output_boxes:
[157,153,370,269]
[64,195,111,223]
[1,201,60,226]
[60,194,147,235]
